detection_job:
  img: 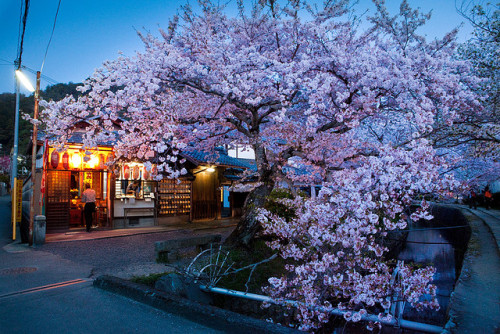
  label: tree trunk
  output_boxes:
[225,141,274,246]
[225,183,274,246]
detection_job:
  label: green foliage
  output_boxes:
[0,93,33,156]
[0,82,81,156]
[218,240,284,293]
[42,82,82,102]
[264,188,297,222]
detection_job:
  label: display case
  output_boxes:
[157,179,191,216]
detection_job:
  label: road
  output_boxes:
[0,195,232,333]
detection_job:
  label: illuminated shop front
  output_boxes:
[113,162,158,227]
[45,146,113,232]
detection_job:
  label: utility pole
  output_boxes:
[11,62,21,190]
[28,71,41,246]
[10,62,21,240]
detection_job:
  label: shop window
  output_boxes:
[70,172,80,199]
[115,179,155,199]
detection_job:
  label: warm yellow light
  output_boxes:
[86,155,99,169]
[15,70,35,92]
[206,167,215,173]
[71,154,82,168]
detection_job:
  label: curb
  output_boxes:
[471,208,500,251]
[93,275,300,334]
[444,208,477,332]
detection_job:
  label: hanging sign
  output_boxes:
[15,179,22,223]
[39,139,48,214]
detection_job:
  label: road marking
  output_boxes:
[0,278,90,299]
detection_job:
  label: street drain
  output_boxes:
[0,267,38,275]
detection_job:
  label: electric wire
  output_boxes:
[17,0,30,69]
[40,0,62,73]
[387,239,453,245]
[21,65,58,85]
[16,0,23,60]
[386,225,470,233]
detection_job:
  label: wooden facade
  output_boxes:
[191,167,220,220]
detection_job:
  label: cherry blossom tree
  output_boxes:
[39,0,481,330]
[430,1,500,186]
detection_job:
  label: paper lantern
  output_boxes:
[62,152,70,169]
[123,164,130,179]
[50,151,59,169]
[143,167,149,180]
[133,165,140,179]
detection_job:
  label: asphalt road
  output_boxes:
[0,195,232,333]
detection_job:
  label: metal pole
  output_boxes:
[10,67,21,240]
[200,286,443,334]
[28,71,41,246]
[11,72,20,189]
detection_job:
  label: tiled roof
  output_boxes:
[182,149,255,169]
[37,131,115,147]
[38,130,254,170]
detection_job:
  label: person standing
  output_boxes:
[469,190,478,209]
[82,183,96,232]
[484,187,493,210]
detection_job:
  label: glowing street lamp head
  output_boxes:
[15,70,35,92]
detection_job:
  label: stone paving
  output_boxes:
[40,226,236,279]
[2,201,238,280]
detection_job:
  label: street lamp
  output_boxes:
[10,69,37,243]
[10,68,36,241]
[11,69,35,184]
[16,70,35,92]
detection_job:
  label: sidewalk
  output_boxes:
[459,205,500,251]
[470,207,500,250]
[45,218,239,243]
[444,205,500,333]
[3,217,238,255]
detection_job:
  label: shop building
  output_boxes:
[26,130,254,233]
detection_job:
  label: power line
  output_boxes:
[21,65,59,85]
[385,225,469,233]
[40,0,62,73]
[16,0,30,69]
[1,58,59,85]
[16,0,23,59]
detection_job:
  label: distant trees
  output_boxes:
[0,82,81,157]
[436,1,500,186]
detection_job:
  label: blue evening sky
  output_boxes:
[0,0,473,94]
